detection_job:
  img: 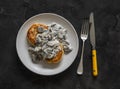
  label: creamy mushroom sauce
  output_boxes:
[28,22,72,63]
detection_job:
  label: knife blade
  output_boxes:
[89,12,98,76]
[90,12,96,49]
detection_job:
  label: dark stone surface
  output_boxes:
[0,0,120,89]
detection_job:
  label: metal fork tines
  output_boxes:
[77,19,89,75]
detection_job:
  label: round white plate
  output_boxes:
[16,13,79,75]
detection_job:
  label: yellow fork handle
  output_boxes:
[92,50,98,76]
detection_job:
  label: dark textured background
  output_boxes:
[0,0,120,89]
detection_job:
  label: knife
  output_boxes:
[89,12,98,76]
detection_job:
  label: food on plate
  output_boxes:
[46,44,64,63]
[27,24,48,45]
[27,22,72,63]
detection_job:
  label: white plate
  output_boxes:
[16,13,79,75]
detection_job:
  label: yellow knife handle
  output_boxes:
[92,50,98,76]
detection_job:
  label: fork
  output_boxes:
[77,19,89,75]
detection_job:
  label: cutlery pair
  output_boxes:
[77,12,98,76]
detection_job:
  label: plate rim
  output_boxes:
[16,13,79,76]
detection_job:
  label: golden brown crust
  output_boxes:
[46,44,64,63]
[27,23,48,45]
